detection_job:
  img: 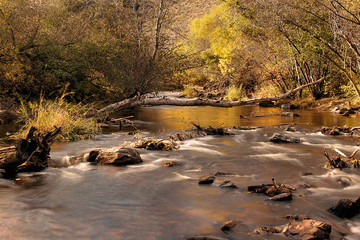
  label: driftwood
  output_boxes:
[324,147,360,169]
[0,126,62,179]
[98,77,326,115]
[248,178,296,200]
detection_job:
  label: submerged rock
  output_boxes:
[281,112,300,117]
[198,175,215,184]
[219,180,238,189]
[285,125,297,132]
[328,197,360,219]
[269,133,300,144]
[87,148,143,166]
[281,103,297,109]
[162,161,180,167]
[213,171,235,176]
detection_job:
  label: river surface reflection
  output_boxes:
[1,105,360,239]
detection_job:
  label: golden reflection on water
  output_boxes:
[134,106,360,132]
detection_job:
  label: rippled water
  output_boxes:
[1,105,360,239]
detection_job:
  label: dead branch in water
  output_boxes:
[0,126,62,179]
[324,147,360,169]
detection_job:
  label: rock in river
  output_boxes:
[254,218,332,240]
[284,219,331,240]
[219,180,238,189]
[87,148,143,166]
[221,220,236,231]
[328,197,360,219]
[269,133,300,144]
[198,175,215,184]
[162,161,180,167]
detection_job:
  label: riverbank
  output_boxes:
[1,93,360,135]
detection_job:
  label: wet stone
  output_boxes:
[88,148,143,166]
[300,183,311,189]
[221,220,236,231]
[281,103,297,109]
[198,175,215,185]
[254,219,332,240]
[328,197,360,219]
[281,112,300,117]
[336,177,352,187]
[213,171,235,176]
[269,133,300,144]
[254,226,284,234]
[285,214,310,221]
[219,180,238,189]
[162,161,180,167]
[285,125,297,132]
[284,219,331,240]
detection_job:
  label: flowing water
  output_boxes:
[1,105,360,239]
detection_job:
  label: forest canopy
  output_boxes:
[1,0,360,103]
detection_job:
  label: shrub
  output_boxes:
[17,93,100,141]
[253,82,282,98]
[225,85,245,101]
[183,85,199,98]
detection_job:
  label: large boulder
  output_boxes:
[328,197,360,218]
[87,148,143,166]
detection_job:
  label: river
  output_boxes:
[0,105,360,239]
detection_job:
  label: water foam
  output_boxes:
[250,153,304,166]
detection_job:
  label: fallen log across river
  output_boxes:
[97,77,326,115]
